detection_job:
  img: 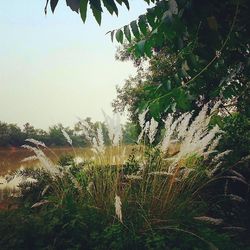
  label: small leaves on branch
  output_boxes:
[45,0,136,24]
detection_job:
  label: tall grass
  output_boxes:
[0,104,248,249]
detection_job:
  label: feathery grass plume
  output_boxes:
[225,194,245,203]
[21,155,38,162]
[113,115,122,146]
[163,113,185,147]
[148,117,158,144]
[207,135,222,153]
[138,108,148,130]
[77,118,92,142]
[0,174,23,190]
[193,216,223,225]
[229,170,246,180]
[161,114,174,151]
[31,200,50,208]
[25,138,47,148]
[124,175,143,180]
[41,185,50,196]
[21,145,59,176]
[77,117,92,131]
[115,194,123,223]
[62,129,72,146]
[103,111,115,142]
[103,111,122,146]
[25,177,37,183]
[97,124,105,151]
[212,150,232,163]
[206,162,223,177]
[148,171,174,176]
[178,104,221,159]
[176,113,192,140]
[210,100,222,114]
[137,120,150,143]
[239,154,250,163]
[74,156,84,165]
[92,137,101,154]
[92,135,105,154]
[137,109,149,143]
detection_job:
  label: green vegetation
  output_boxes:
[0,0,249,249]
[0,119,137,147]
[47,0,249,120]
[1,105,250,249]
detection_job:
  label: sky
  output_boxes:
[0,0,150,130]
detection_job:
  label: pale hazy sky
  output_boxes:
[0,1,149,130]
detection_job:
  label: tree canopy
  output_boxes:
[45,0,249,121]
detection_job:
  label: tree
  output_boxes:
[46,0,250,120]
[0,122,23,146]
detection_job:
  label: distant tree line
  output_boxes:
[0,119,138,147]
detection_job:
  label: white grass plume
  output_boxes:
[160,103,222,162]
[161,114,174,151]
[21,155,38,163]
[77,118,92,141]
[21,145,59,176]
[97,124,105,150]
[92,125,105,154]
[102,112,122,146]
[25,139,47,148]
[41,185,50,196]
[138,108,148,129]
[62,129,72,146]
[137,120,150,144]
[194,216,223,225]
[148,117,158,144]
[31,200,50,208]
[115,194,123,223]
[212,150,232,163]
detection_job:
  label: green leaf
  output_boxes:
[115,0,122,5]
[122,0,130,9]
[66,0,80,12]
[144,39,153,57]
[89,0,102,12]
[110,30,115,42]
[103,0,118,15]
[92,8,102,24]
[50,0,59,13]
[136,40,146,55]
[149,100,161,119]
[146,9,156,28]
[210,114,223,128]
[115,0,129,9]
[138,15,148,36]
[172,88,191,110]
[89,0,102,25]
[115,29,123,43]
[124,25,131,42]
[130,20,140,39]
[166,80,171,90]
[80,0,88,23]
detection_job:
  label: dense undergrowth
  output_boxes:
[0,105,249,250]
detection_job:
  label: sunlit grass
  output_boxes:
[0,104,248,249]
